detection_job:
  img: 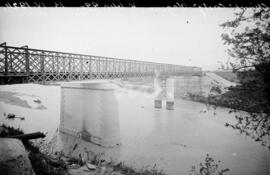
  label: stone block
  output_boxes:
[0,138,35,175]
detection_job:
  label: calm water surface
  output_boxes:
[0,84,269,175]
[117,90,270,175]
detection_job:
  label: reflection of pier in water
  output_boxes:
[50,131,121,162]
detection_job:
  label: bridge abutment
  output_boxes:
[174,75,203,98]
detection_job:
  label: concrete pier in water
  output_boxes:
[154,76,175,110]
[59,80,121,148]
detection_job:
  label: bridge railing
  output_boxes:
[0,43,202,83]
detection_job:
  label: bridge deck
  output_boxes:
[0,43,202,84]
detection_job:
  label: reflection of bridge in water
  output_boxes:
[0,42,202,84]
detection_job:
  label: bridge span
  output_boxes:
[0,42,202,84]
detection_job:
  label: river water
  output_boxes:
[117,88,270,175]
[0,83,269,175]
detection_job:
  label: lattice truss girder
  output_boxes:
[0,47,5,73]
[6,47,27,74]
[0,44,202,83]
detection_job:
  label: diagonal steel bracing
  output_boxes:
[0,43,202,84]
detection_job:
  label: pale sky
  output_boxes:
[0,8,238,70]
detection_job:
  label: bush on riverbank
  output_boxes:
[188,79,270,149]
[189,154,230,175]
[218,8,270,150]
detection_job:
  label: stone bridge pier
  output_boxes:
[154,75,175,110]
[58,81,121,148]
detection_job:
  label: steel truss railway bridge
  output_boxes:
[0,43,202,84]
